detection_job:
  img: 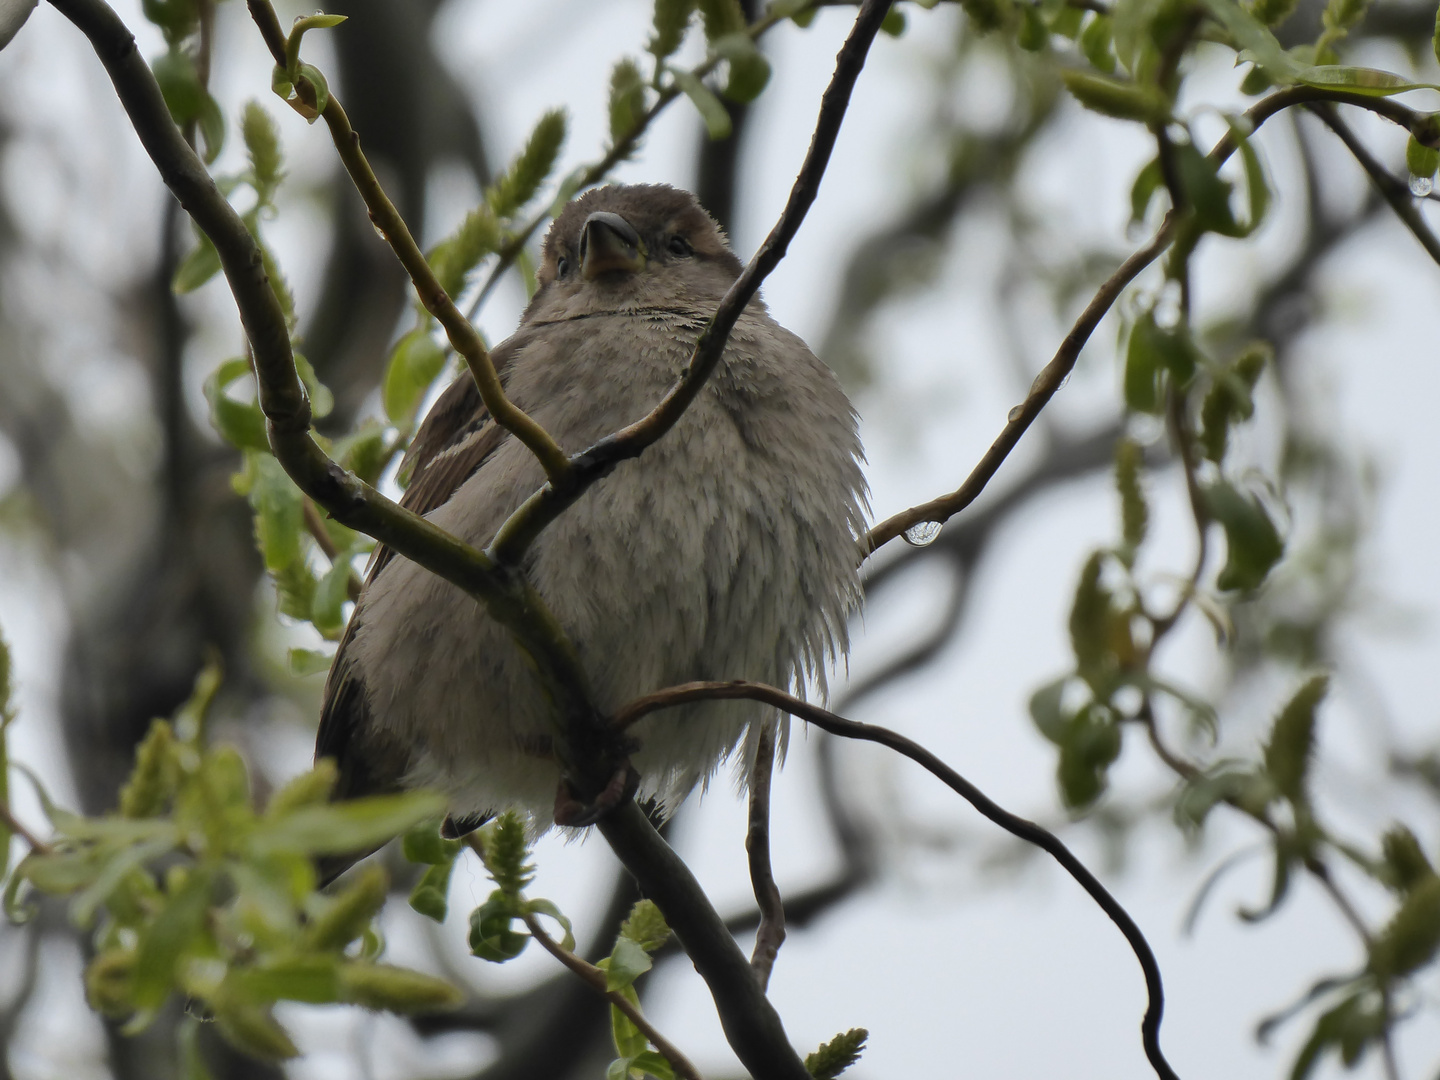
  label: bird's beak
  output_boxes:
[580,212,646,280]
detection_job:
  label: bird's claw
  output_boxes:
[552,763,639,827]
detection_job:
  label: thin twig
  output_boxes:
[245,0,571,480]
[862,215,1179,556]
[303,497,362,601]
[613,680,1182,1080]
[746,722,785,990]
[0,802,51,856]
[485,0,896,568]
[1308,103,1440,268]
[521,911,703,1080]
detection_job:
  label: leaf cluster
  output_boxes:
[4,666,458,1063]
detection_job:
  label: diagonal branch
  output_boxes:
[485,0,896,567]
[862,215,1179,556]
[520,910,702,1080]
[613,679,1183,1080]
[746,722,785,990]
[1308,103,1440,267]
[244,0,570,479]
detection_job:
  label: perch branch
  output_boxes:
[746,722,785,990]
[613,680,1182,1080]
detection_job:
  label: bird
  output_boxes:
[315,183,867,870]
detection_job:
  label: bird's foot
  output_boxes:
[553,763,639,827]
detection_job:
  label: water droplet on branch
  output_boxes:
[902,520,942,547]
[1008,405,1024,422]
[1409,174,1433,198]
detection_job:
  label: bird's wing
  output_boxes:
[315,341,522,806]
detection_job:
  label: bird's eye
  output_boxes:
[556,256,571,277]
[667,235,692,257]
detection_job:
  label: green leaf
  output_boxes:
[1199,342,1268,462]
[805,1028,868,1079]
[293,353,333,421]
[1079,14,1116,72]
[174,228,223,294]
[307,864,389,950]
[1114,436,1148,564]
[225,956,341,1005]
[338,962,462,1012]
[242,100,284,206]
[265,760,337,816]
[627,1051,678,1080]
[1239,832,1299,921]
[1205,480,1284,592]
[297,63,330,117]
[1369,875,1440,979]
[409,860,456,923]
[132,867,212,1009]
[1379,825,1434,894]
[713,33,772,103]
[212,1002,300,1060]
[245,452,305,573]
[1028,676,1071,743]
[618,898,671,952]
[250,790,447,856]
[696,0,744,40]
[468,891,529,961]
[488,109,568,220]
[1056,703,1123,809]
[1250,0,1299,27]
[1129,158,1164,223]
[203,359,268,452]
[402,821,463,865]
[1263,673,1327,805]
[1125,310,1197,413]
[1197,0,1302,81]
[525,897,575,951]
[880,7,907,35]
[310,552,353,638]
[609,59,650,147]
[1069,551,1112,685]
[119,720,180,819]
[609,986,647,1057]
[1288,991,1385,1080]
[70,838,174,931]
[1174,141,1240,235]
[286,647,333,678]
[1018,4,1049,50]
[606,937,654,991]
[382,330,448,426]
[1061,70,1170,125]
[648,0,694,60]
[152,48,225,162]
[1407,134,1439,181]
[671,68,733,140]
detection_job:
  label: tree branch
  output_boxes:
[613,680,1182,1080]
[520,910,702,1080]
[746,723,785,990]
[862,215,1179,556]
[1308,103,1440,267]
[244,0,570,479]
[485,0,896,568]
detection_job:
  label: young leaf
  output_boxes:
[174,228,222,294]
[1262,673,1327,805]
[382,330,448,426]
[671,68,732,140]
[478,811,535,895]
[488,109,567,220]
[119,720,180,819]
[306,864,389,950]
[619,899,671,952]
[648,0,694,61]
[1061,70,1170,124]
[1057,703,1123,809]
[1079,13,1116,72]
[605,936,654,991]
[213,1003,300,1061]
[250,790,447,856]
[409,860,456,923]
[1205,481,1284,592]
[469,892,529,961]
[609,59,650,147]
[696,0,744,40]
[805,1028,868,1080]
[1379,825,1434,894]
[203,359,268,452]
[1114,437,1148,564]
[1368,875,1440,979]
[242,100,285,206]
[1406,133,1439,182]
[1069,551,1113,687]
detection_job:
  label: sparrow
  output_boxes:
[315,183,867,861]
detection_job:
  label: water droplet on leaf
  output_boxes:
[1409,174,1433,198]
[903,520,942,547]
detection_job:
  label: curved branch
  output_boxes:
[486,0,896,567]
[613,680,1183,1080]
[244,0,570,479]
[863,216,1179,556]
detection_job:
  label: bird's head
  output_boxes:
[522,184,745,322]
